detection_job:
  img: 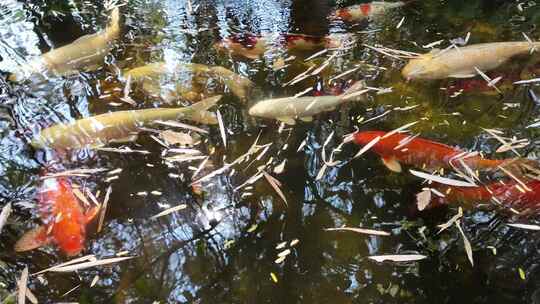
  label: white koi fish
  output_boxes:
[9,7,120,81]
[402,42,540,80]
[32,95,221,150]
[248,81,367,124]
[124,62,254,102]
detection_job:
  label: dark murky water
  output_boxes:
[3,0,540,303]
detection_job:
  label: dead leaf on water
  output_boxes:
[160,130,194,146]
[368,254,427,263]
[0,202,12,235]
[416,189,431,211]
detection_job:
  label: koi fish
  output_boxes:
[9,7,121,82]
[214,33,348,59]
[31,95,221,150]
[330,1,406,22]
[402,42,540,80]
[430,180,540,213]
[352,131,509,173]
[124,62,254,101]
[248,80,367,125]
[15,177,99,256]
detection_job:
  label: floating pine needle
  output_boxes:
[150,204,187,219]
[17,266,28,304]
[354,136,380,158]
[263,171,288,206]
[507,223,540,231]
[45,256,134,272]
[368,254,427,263]
[409,169,477,187]
[437,207,463,234]
[324,227,390,236]
[97,186,111,233]
[217,109,227,148]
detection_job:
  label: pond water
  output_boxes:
[2,0,540,303]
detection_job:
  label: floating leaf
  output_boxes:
[247,224,258,233]
[519,267,526,280]
[416,189,431,211]
[270,272,278,283]
[0,202,12,236]
[263,172,288,205]
[160,130,194,146]
[325,227,390,236]
[456,220,474,267]
[368,254,427,263]
[410,169,476,187]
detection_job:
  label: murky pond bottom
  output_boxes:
[2,0,540,303]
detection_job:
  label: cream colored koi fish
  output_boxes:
[124,62,254,102]
[32,95,221,150]
[248,81,367,125]
[402,42,540,80]
[9,7,121,81]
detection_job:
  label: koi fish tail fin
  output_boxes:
[105,6,121,41]
[497,158,540,177]
[186,95,222,125]
[14,226,50,252]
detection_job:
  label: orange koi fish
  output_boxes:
[331,1,406,22]
[15,177,99,256]
[430,180,540,213]
[352,131,507,173]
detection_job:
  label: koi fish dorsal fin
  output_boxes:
[85,206,101,224]
[14,226,50,252]
[382,156,402,173]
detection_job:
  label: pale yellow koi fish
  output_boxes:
[9,7,121,81]
[32,95,221,150]
[402,42,540,80]
[248,81,367,125]
[124,62,254,102]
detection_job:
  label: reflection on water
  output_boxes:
[2,0,540,303]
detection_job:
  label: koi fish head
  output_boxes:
[402,51,446,80]
[248,101,269,118]
[54,216,86,256]
[15,177,92,256]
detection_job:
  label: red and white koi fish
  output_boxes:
[14,177,99,256]
[330,1,406,22]
[214,33,349,59]
[352,131,515,173]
